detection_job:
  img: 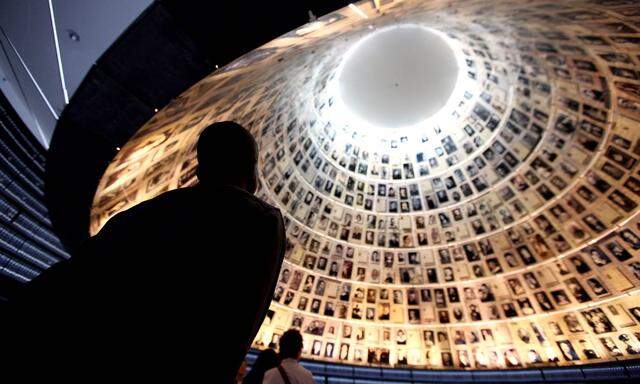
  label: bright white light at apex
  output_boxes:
[320,24,479,154]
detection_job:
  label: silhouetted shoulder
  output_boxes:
[141,185,278,213]
[199,185,282,218]
[95,185,282,242]
[97,188,189,228]
[120,186,197,215]
[228,186,282,216]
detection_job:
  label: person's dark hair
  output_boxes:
[242,348,279,384]
[196,121,258,190]
[279,329,304,360]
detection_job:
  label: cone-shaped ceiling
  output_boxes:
[92,0,640,370]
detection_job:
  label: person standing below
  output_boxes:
[7,122,286,383]
[263,329,315,384]
[243,348,279,384]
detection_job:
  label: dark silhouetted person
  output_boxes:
[263,329,314,384]
[243,348,279,384]
[6,122,286,383]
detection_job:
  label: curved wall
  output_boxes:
[0,91,68,300]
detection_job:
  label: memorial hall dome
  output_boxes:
[92,0,640,371]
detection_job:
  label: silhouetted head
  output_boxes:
[197,121,258,192]
[242,348,279,384]
[279,329,304,360]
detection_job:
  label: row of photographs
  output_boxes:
[272,223,640,324]
[254,294,640,368]
[276,198,640,284]
[279,219,640,284]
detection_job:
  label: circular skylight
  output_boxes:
[337,25,459,128]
